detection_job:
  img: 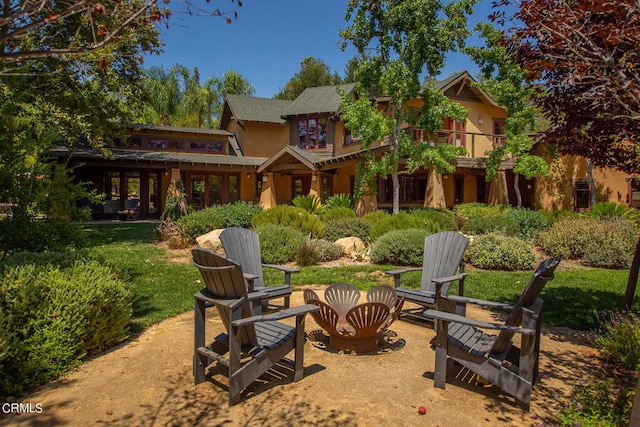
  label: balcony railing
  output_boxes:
[401,127,505,159]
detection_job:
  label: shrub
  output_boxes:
[252,205,325,238]
[0,215,85,254]
[453,202,507,228]
[292,194,323,214]
[361,210,389,227]
[0,255,131,399]
[255,224,305,264]
[595,311,640,369]
[369,211,439,241]
[175,202,262,241]
[465,233,536,271]
[504,208,549,240]
[321,206,356,222]
[461,214,520,237]
[537,217,636,267]
[370,228,432,266]
[324,193,354,209]
[409,208,458,231]
[585,202,632,219]
[322,217,371,242]
[295,239,342,266]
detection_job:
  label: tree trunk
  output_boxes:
[622,234,640,311]
[424,166,446,208]
[392,171,400,214]
[514,172,522,208]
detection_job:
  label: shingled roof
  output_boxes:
[223,94,292,124]
[283,83,356,117]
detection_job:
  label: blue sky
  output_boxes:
[143,0,497,98]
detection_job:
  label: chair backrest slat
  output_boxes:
[192,248,257,347]
[421,232,469,294]
[492,257,561,353]
[220,227,265,289]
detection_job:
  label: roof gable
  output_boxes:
[222,94,292,125]
[284,83,356,117]
[434,71,500,107]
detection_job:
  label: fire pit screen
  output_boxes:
[303,283,404,353]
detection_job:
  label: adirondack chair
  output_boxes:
[117,198,140,220]
[424,257,561,411]
[191,248,319,405]
[220,227,297,310]
[385,231,469,319]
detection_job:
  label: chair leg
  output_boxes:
[194,298,206,385]
[293,314,307,382]
[284,295,291,309]
[433,319,449,389]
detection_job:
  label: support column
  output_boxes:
[259,172,277,209]
[309,173,321,200]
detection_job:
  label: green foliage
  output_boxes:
[274,57,342,100]
[504,208,549,239]
[409,208,458,231]
[324,193,354,210]
[0,255,132,399]
[595,311,640,370]
[453,202,507,220]
[370,228,432,266]
[362,210,390,226]
[369,211,439,241]
[537,217,636,268]
[465,233,536,271]
[174,201,262,241]
[461,214,520,237]
[161,180,188,222]
[255,224,305,264]
[295,239,343,266]
[292,194,323,214]
[0,214,85,255]
[322,217,371,242]
[585,202,632,219]
[251,205,325,238]
[321,206,356,222]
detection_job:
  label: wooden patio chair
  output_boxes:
[192,248,319,406]
[220,227,296,310]
[424,257,561,411]
[117,198,139,221]
[385,231,469,320]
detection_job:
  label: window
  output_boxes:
[187,172,239,208]
[446,118,466,147]
[169,141,183,150]
[379,175,428,204]
[292,176,312,197]
[148,139,166,149]
[493,119,506,146]
[344,128,360,145]
[298,118,327,149]
[573,180,591,211]
[630,179,640,208]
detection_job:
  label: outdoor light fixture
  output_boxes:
[478,117,484,124]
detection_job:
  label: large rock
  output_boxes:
[196,229,224,250]
[334,237,365,257]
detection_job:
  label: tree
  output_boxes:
[274,57,342,100]
[141,66,182,125]
[0,0,242,74]
[339,0,476,214]
[501,0,640,309]
[466,22,550,208]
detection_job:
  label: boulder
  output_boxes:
[196,229,224,250]
[334,237,365,257]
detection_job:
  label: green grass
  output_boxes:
[81,222,637,332]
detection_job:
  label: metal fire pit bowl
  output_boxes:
[303,283,405,354]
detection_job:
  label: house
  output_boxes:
[54,71,638,219]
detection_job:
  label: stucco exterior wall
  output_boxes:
[238,121,289,158]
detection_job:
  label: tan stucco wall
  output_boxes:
[537,154,634,210]
[238,121,289,158]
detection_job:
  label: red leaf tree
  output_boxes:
[499,0,640,309]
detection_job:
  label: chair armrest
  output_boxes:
[263,264,299,286]
[431,273,467,285]
[247,291,269,301]
[424,309,536,335]
[385,267,421,288]
[445,294,514,310]
[243,273,259,292]
[195,290,245,310]
[231,304,320,327]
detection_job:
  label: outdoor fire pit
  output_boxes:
[303,283,404,353]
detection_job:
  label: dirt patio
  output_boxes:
[1,288,596,427]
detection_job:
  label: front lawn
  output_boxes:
[83,222,634,331]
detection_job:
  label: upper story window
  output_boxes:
[189,141,226,153]
[493,119,506,147]
[298,118,327,150]
[344,128,361,145]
